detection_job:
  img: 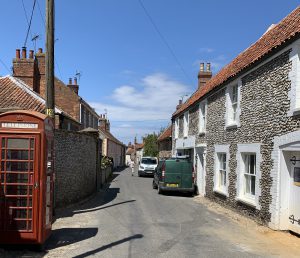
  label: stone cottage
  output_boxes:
[171,7,300,234]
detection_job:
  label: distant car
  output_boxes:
[152,156,195,195]
[138,157,158,177]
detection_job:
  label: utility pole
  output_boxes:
[45,0,55,118]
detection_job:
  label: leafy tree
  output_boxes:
[143,133,159,157]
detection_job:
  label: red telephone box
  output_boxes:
[0,110,54,245]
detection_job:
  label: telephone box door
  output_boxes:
[0,135,39,240]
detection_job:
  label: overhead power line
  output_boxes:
[138,0,192,85]
[22,0,37,48]
[0,58,11,74]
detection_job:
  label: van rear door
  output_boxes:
[164,160,182,188]
[180,161,193,188]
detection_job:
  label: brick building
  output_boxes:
[158,125,172,159]
[171,7,300,234]
[98,114,126,168]
[11,47,99,130]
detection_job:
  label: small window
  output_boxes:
[218,153,227,190]
[225,81,241,128]
[214,145,230,196]
[183,112,189,137]
[243,154,256,197]
[199,101,206,134]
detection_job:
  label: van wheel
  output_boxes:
[152,180,157,189]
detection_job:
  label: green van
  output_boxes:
[152,157,195,195]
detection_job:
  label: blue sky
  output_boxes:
[0,0,299,144]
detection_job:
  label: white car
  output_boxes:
[138,157,158,177]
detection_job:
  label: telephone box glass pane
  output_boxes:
[6,162,29,172]
[6,150,29,160]
[1,138,5,148]
[7,139,29,149]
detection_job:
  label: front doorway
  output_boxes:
[287,151,300,234]
[195,147,206,196]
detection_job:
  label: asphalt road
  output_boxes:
[45,167,270,258]
[1,167,299,257]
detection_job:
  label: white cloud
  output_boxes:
[197,47,214,53]
[90,73,190,122]
[89,73,189,143]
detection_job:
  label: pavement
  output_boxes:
[1,166,300,257]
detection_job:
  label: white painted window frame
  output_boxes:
[214,144,230,196]
[225,79,241,129]
[199,99,207,134]
[288,42,300,116]
[183,111,189,138]
[174,118,179,139]
[236,143,261,209]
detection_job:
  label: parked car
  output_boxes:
[152,156,195,195]
[138,156,158,176]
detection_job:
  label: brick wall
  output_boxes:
[54,130,99,207]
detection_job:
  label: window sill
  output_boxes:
[225,123,238,130]
[236,196,256,208]
[213,188,229,197]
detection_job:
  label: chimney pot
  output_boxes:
[206,63,211,72]
[21,47,27,59]
[16,49,20,59]
[68,78,72,85]
[29,50,34,59]
[74,77,77,85]
[200,63,204,72]
[179,99,182,105]
[38,48,43,53]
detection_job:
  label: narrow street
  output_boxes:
[1,166,300,258]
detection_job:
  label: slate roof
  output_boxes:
[158,126,172,141]
[99,128,125,147]
[173,6,300,118]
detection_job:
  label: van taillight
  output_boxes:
[161,163,165,180]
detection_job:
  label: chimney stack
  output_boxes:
[16,49,20,59]
[197,62,212,90]
[21,47,27,59]
[176,99,183,110]
[67,76,79,95]
[98,114,110,132]
[13,47,37,91]
[29,50,34,59]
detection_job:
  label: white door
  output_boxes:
[195,147,206,196]
[289,151,300,234]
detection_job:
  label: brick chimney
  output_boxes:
[197,62,212,90]
[176,99,183,110]
[35,48,46,97]
[98,114,110,132]
[67,77,79,95]
[13,47,37,91]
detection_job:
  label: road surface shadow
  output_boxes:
[55,169,125,219]
[46,227,98,250]
[72,234,143,258]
